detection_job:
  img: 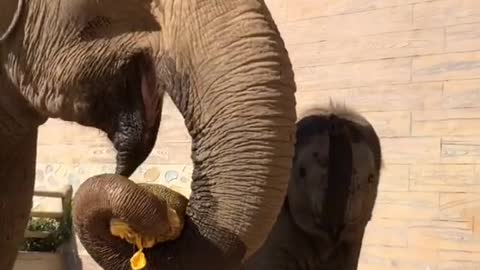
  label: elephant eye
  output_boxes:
[299,166,307,178]
[79,16,111,40]
[367,174,375,184]
[313,153,328,167]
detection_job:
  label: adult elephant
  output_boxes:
[0,0,297,269]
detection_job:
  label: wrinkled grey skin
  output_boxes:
[244,106,382,270]
[1,1,163,177]
[0,0,297,269]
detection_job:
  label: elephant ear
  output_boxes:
[0,0,23,43]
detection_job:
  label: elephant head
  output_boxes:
[0,0,297,269]
[289,105,382,237]
[244,105,382,270]
[1,0,163,177]
[286,105,382,269]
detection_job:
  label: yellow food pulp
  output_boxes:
[130,248,147,270]
[110,219,160,270]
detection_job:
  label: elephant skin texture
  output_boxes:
[243,105,383,270]
[0,0,297,269]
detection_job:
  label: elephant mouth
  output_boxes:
[108,55,162,177]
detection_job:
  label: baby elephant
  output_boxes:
[244,105,382,270]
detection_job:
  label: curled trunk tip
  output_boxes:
[72,174,182,269]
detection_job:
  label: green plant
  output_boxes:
[19,204,73,252]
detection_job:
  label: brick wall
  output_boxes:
[35,94,193,198]
[34,0,480,269]
[265,0,480,269]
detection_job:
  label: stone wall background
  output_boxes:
[33,0,480,269]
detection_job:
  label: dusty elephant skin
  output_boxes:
[0,61,47,269]
[243,105,382,270]
[73,175,190,263]
[0,0,296,269]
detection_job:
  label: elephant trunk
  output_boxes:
[171,15,296,268]
[164,2,297,260]
[73,174,174,269]
[74,0,297,269]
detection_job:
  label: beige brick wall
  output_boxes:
[34,0,480,269]
[266,0,480,269]
[34,95,193,210]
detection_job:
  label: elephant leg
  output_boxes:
[0,129,38,270]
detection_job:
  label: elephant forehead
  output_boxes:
[55,0,160,36]
[303,133,329,158]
